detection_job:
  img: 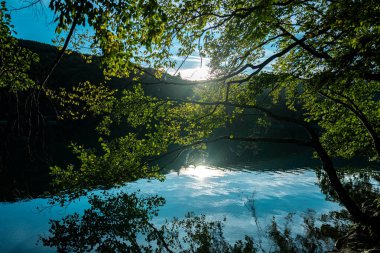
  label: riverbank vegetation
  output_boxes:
[1,0,379,251]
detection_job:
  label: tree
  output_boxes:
[50,0,380,227]
[3,0,379,228]
[155,0,380,225]
[159,0,380,159]
[2,0,380,251]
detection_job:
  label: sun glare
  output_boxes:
[177,67,211,81]
[179,165,225,179]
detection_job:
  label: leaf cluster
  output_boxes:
[0,1,39,92]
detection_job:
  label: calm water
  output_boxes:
[0,164,341,252]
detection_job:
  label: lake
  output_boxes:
[0,153,344,252]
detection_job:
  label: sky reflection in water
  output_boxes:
[0,165,341,252]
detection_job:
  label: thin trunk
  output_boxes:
[40,18,79,88]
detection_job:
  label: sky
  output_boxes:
[5,0,211,80]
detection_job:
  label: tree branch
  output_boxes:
[319,90,380,156]
[222,40,301,84]
[278,25,332,59]
[145,222,174,253]
[40,7,82,88]
[9,0,42,12]
[163,98,312,132]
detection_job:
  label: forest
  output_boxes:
[0,0,380,252]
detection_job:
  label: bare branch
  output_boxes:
[9,0,42,12]
[145,223,174,253]
[40,24,77,87]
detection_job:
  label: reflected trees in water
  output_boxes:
[41,191,256,253]
[42,167,380,252]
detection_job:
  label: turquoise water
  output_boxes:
[0,164,341,252]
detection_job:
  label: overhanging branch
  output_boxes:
[40,5,82,88]
[164,98,311,130]
[278,25,332,59]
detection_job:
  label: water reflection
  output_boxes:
[1,165,371,252]
[177,165,227,179]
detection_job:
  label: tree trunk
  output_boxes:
[312,140,372,224]
[291,117,380,226]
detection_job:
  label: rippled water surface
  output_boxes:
[0,164,341,252]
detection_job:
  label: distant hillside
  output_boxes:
[18,39,194,99]
[0,40,196,201]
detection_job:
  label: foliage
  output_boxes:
[49,0,173,78]
[45,81,116,120]
[41,190,257,253]
[268,209,350,253]
[4,0,380,244]
[0,1,39,92]
[316,167,380,208]
[41,191,166,253]
[49,133,165,202]
[6,1,377,200]
[49,83,231,201]
[160,212,256,253]
[158,0,380,160]
[303,81,380,160]
[42,189,361,253]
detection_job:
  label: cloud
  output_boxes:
[169,55,211,80]
[167,66,211,81]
